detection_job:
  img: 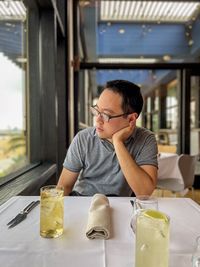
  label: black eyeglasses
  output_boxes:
[90,106,130,122]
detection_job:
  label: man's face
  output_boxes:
[94,89,130,140]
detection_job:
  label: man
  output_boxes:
[57,80,158,196]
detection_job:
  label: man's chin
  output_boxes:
[96,131,110,139]
[96,132,105,138]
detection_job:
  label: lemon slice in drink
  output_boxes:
[143,209,169,223]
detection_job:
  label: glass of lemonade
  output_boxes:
[135,209,170,267]
[40,185,64,238]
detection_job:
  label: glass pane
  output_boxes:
[152,113,159,132]
[159,80,178,153]
[0,1,28,178]
[190,76,200,178]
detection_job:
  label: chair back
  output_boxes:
[178,154,197,189]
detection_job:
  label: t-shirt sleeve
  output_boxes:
[136,133,158,167]
[63,132,84,172]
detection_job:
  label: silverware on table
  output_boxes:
[130,200,135,208]
[7,200,40,228]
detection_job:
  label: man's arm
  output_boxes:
[112,124,157,196]
[57,168,79,196]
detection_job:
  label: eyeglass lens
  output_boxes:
[90,107,109,122]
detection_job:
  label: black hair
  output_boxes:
[103,79,143,116]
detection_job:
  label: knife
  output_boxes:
[7,200,40,228]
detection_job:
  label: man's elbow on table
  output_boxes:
[134,165,157,196]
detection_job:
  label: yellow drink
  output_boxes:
[135,209,170,267]
[40,185,64,238]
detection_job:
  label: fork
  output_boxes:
[7,200,40,228]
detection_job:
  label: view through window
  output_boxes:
[0,1,27,179]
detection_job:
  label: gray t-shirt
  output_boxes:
[63,126,158,196]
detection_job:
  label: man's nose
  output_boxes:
[96,113,104,123]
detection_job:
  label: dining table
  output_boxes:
[0,196,200,267]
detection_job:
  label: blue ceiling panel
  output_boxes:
[81,5,200,62]
[98,23,189,57]
[96,69,153,86]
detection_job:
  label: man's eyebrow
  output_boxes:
[96,104,114,114]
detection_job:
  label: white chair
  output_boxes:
[157,154,197,198]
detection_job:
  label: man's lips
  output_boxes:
[96,126,103,132]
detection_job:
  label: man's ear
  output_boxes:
[128,113,138,122]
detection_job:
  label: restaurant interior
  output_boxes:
[1,1,200,267]
[0,0,200,204]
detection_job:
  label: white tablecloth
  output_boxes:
[0,196,200,267]
[158,153,183,183]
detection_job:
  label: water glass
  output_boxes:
[135,195,158,211]
[130,195,158,233]
[40,185,64,238]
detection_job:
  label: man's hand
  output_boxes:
[112,121,135,144]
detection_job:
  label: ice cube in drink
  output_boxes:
[135,209,170,267]
[40,186,64,238]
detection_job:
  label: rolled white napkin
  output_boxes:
[86,194,111,240]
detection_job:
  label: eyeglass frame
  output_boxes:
[90,105,131,122]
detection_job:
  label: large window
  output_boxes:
[0,2,27,179]
[0,0,67,204]
[143,77,178,153]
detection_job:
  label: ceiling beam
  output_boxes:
[80,62,200,70]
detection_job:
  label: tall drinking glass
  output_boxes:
[40,185,64,238]
[135,209,170,267]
